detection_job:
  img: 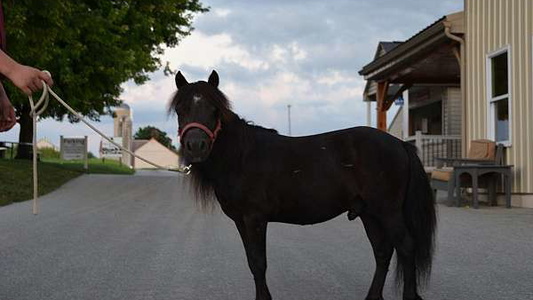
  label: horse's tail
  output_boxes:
[398,142,437,285]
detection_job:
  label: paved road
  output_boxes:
[1,171,532,300]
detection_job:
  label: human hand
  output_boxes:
[0,91,16,132]
[6,64,53,95]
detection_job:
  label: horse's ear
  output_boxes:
[175,71,188,89]
[208,70,219,88]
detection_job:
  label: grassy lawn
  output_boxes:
[0,158,134,206]
[42,158,135,175]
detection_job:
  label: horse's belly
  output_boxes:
[270,197,347,225]
[268,179,355,225]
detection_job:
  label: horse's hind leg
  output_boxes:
[382,213,421,300]
[361,215,394,300]
[235,216,272,300]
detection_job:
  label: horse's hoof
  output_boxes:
[255,291,272,300]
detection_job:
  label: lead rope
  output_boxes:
[28,71,191,215]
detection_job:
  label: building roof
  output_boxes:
[358,16,445,78]
[132,138,179,154]
[358,12,464,83]
[362,41,404,102]
[379,41,402,53]
[132,138,180,169]
[132,140,149,152]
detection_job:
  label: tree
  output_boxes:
[3,0,207,158]
[134,126,175,150]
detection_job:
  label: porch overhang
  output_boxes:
[359,11,464,131]
[359,15,463,84]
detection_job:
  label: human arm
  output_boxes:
[0,49,53,95]
[0,82,16,132]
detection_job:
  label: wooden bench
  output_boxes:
[430,140,504,206]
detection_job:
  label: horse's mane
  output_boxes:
[242,119,279,134]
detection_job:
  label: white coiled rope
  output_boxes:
[28,72,191,215]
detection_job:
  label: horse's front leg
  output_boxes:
[235,216,272,300]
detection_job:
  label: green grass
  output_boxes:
[42,158,135,175]
[0,158,134,206]
[39,147,61,159]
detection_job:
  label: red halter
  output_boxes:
[179,119,222,144]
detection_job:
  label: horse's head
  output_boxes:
[171,70,228,163]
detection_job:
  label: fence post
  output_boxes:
[84,136,88,170]
[60,135,64,160]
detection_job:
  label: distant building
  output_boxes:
[37,138,58,151]
[132,138,180,169]
[110,103,133,167]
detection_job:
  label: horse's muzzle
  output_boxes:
[182,130,211,163]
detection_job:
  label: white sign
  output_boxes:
[61,137,87,160]
[100,137,123,158]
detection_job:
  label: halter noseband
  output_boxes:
[179,119,222,144]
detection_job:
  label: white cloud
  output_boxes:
[164,32,269,72]
[213,8,231,18]
[270,42,308,64]
[317,70,359,86]
[217,69,366,135]
[120,75,175,108]
[270,45,287,63]
[290,43,307,61]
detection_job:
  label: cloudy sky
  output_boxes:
[1,0,463,155]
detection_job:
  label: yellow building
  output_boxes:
[113,104,133,167]
[360,1,533,207]
[465,0,533,207]
[132,138,180,169]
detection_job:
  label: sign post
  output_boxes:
[60,136,89,170]
[83,136,88,170]
[100,137,123,160]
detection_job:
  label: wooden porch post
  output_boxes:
[376,81,389,131]
[377,110,387,131]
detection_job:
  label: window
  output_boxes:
[487,47,511,145]
[409,101,442,135]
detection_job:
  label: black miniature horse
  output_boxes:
[170,71,436,300]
